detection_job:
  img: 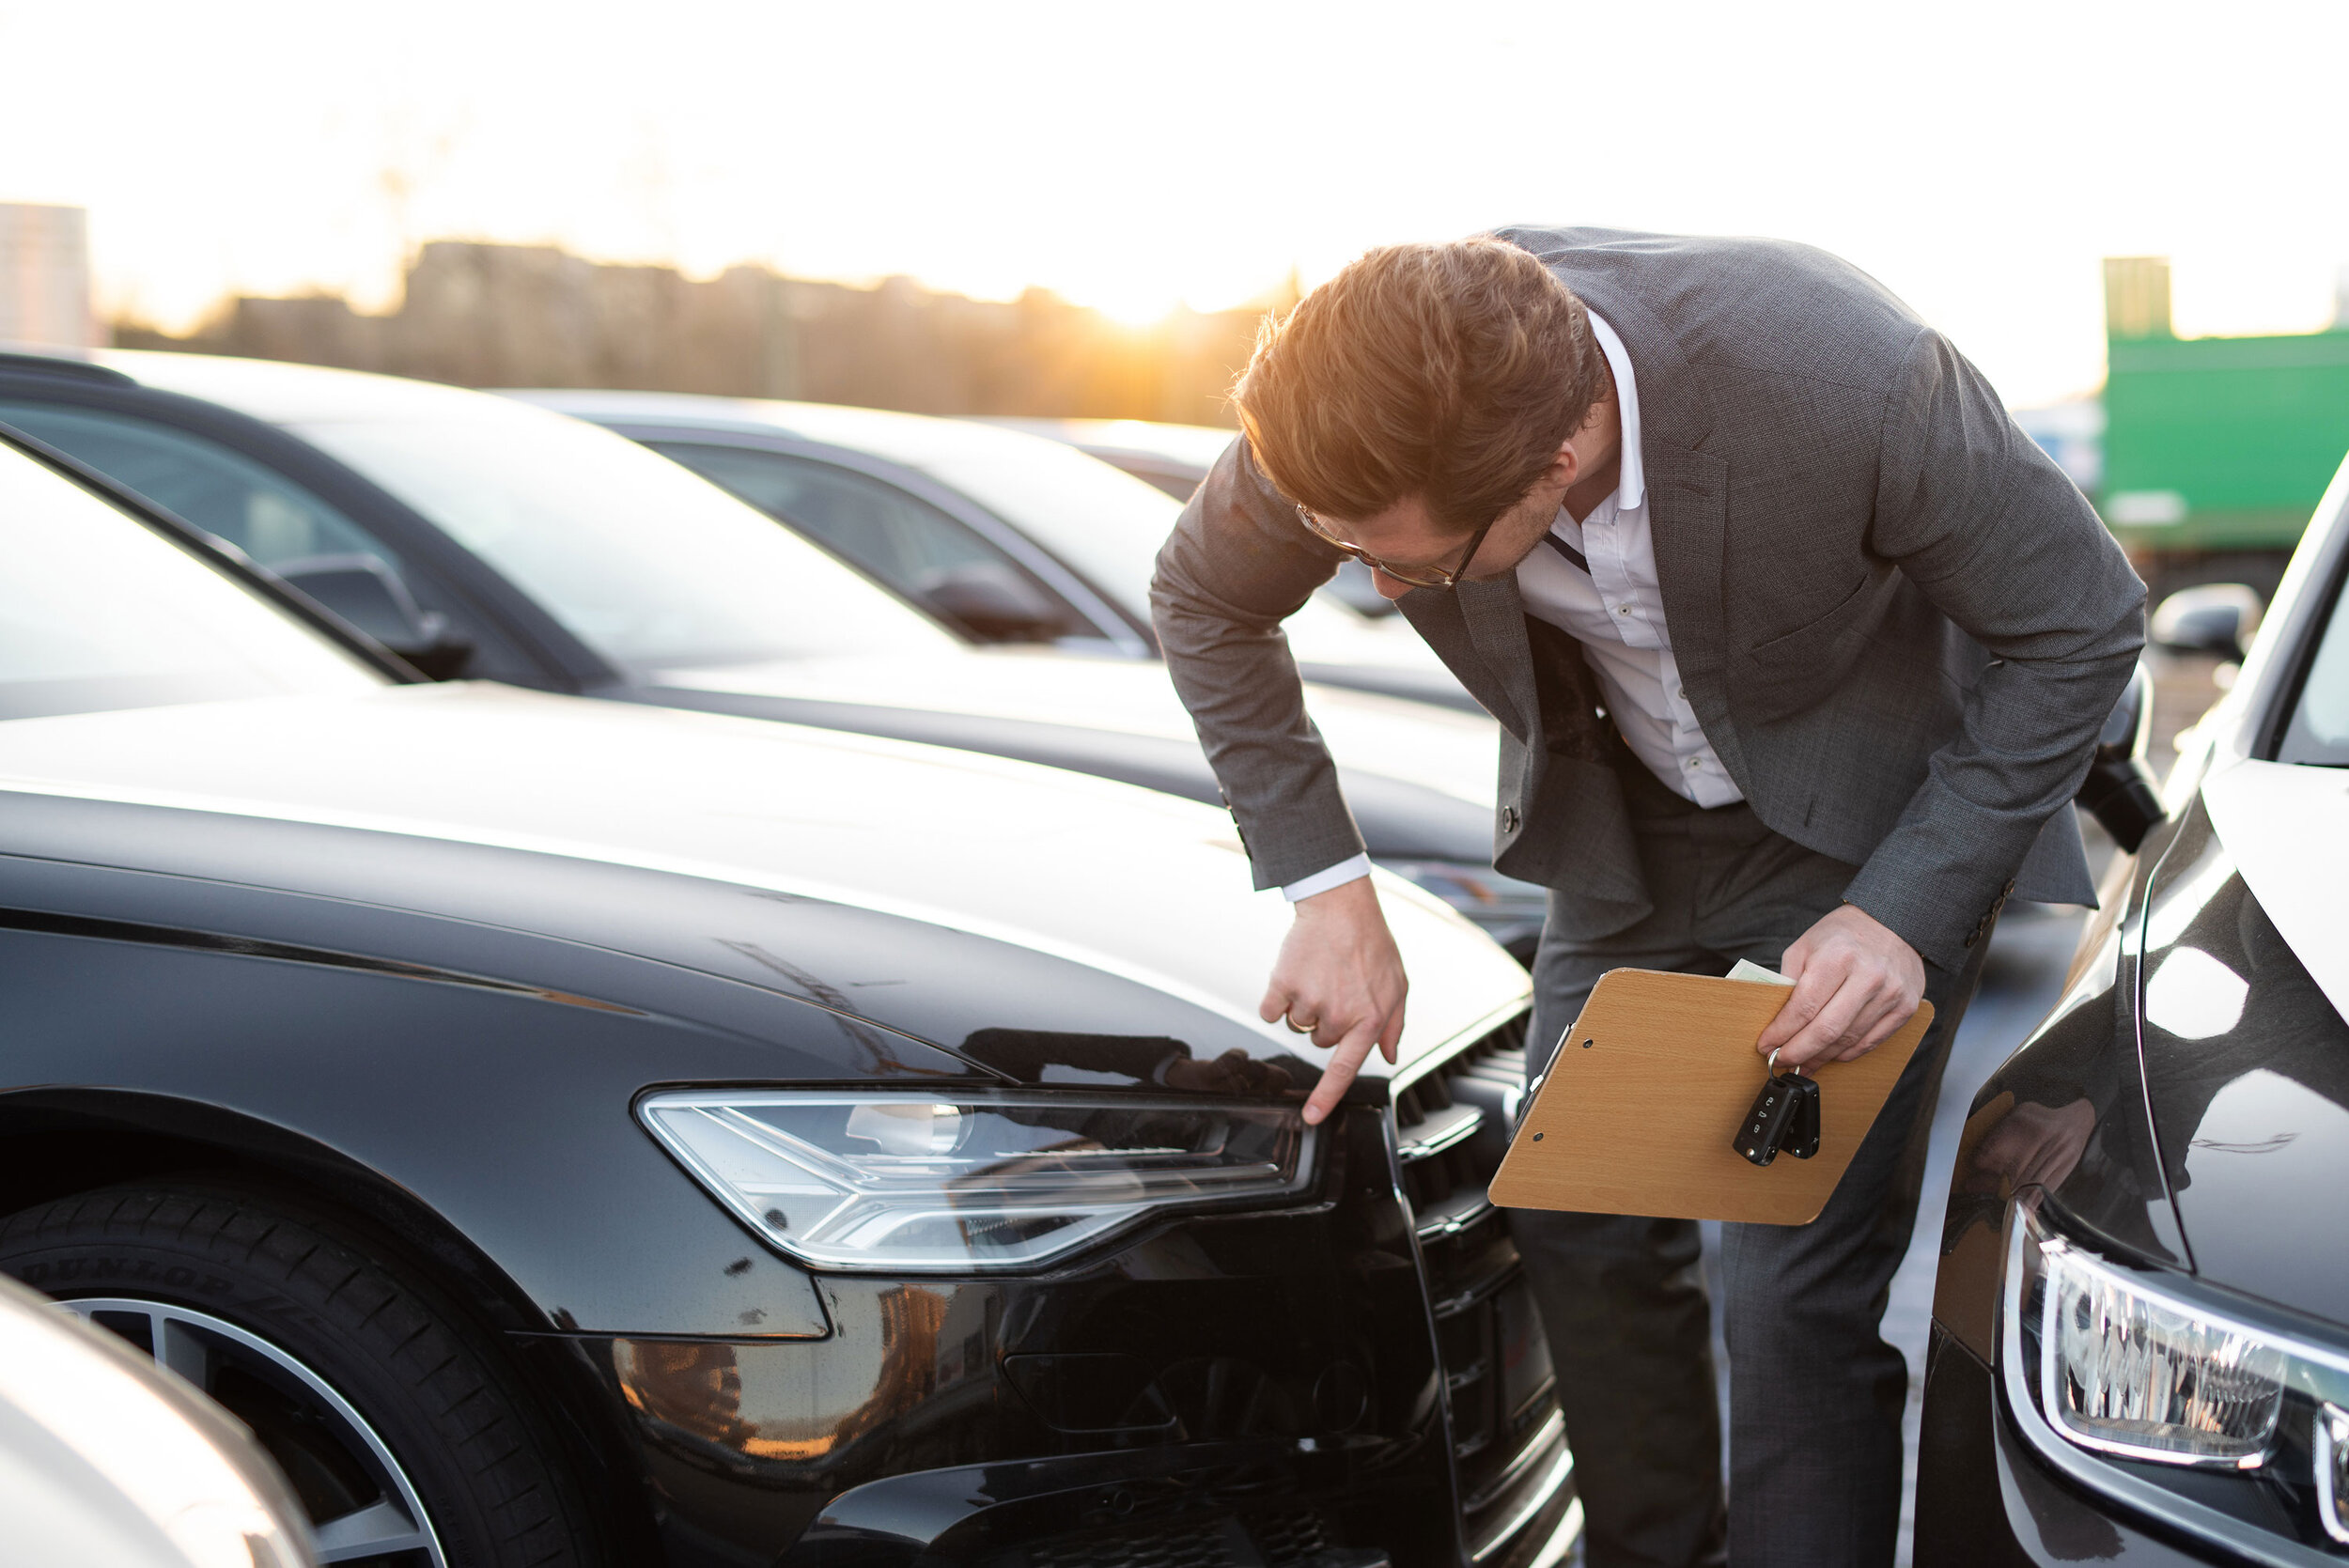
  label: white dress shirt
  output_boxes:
[1512,312,1741,810]
[1282,311,1736,903]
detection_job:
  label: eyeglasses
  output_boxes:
[1294,503,1498,591]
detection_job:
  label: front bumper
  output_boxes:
[537,1017,1573,1567]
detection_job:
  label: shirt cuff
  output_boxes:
[1281,853,1374,902]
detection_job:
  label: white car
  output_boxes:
[0,349,1546,956]
[512,392,1470,709]
[0,1272,318,1568]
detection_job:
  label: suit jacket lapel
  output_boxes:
[1399,583,1533,739]
[1641,442,1750,792]
[1455,576,1541,742]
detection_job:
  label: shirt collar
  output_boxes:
[1582,309,1644,511]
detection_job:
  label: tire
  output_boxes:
[0,1184,598,1568]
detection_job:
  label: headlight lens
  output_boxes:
[2004,1204,2349,1558]
[2035,1233,2285,1463]
[642,1091,1315,1271]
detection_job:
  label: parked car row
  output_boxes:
[8,334,2336,1568]
[0,377,1574,1566]
[0,350,1549,962]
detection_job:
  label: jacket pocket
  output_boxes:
[1746,572,1876,670]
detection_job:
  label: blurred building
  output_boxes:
[117,241,1279,427]
[0,203,95,349]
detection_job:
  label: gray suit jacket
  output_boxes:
[1150,227,2145,971]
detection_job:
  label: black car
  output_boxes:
[0,348,1549,961]
[0,427,1571,1566]
[1920,456,2349,1563]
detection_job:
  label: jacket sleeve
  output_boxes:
[1148,435,1366,890]
[1841,327,2147,969]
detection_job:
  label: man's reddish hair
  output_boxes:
[1234,238,1607,534]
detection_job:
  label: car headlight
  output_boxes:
[2002,1204,2349,1554]
[2032,1226,2285,1464]
[641,1091,1315,1272]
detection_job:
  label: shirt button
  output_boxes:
[1686,757,1703,770]
[1614,605,1632,617]
[1501,806,1520,832]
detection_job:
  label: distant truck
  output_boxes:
[2087,256,2349,605]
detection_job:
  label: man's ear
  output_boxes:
[1544,437,1580,489]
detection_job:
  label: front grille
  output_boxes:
[1003,1508,1348,1568]
[1021,1519,1244,1568]
[1392,1011,1572,1556]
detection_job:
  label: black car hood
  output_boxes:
[2136,762,2349,1324]
[0,684,1528,1089]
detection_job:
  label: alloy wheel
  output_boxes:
[61,1297,446,1567]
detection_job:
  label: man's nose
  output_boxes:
[1371,568,1414,600]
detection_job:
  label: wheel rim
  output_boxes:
[60,1297,447,1567]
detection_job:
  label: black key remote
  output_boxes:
[1780,1073,1821,1160]
[1734,1074,1804,1166]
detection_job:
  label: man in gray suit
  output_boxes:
[1150,230,2142,1568]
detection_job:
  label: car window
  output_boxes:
[645,443,1094,641]
[2279,564,2349,764]
[0,444,379,721]
[288,402,960,675]
[0,402,403,574]
[898,437,1178,618]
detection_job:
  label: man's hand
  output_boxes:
[1754,903,1925,1070]
[1260,877,1408,1126]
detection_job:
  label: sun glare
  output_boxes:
[1084,287,1186,329]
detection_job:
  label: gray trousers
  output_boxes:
[1511,761,1994,1568]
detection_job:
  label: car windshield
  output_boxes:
[2279,556,2349,764]
[0,443,379,721]
[288,402,958,675]
[907,437,1179,614]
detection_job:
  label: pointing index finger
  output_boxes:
[1302,1018,1380,1126]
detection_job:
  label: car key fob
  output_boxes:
[1779,1073,1821,1160]
[1734,1072,1803,1166]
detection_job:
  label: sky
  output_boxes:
[5,0,2347,407]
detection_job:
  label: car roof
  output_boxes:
[89,348,531,427]
[977,416,1236,474]
[506,387,1097,476]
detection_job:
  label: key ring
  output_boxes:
[1766,1048,1803,1078]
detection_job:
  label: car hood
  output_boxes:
[2135,758,2349,1322]
[0,684,1526,1079]
[654,647,1501,809]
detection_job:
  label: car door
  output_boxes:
[642,441,1117,647]
[0,394,552,685]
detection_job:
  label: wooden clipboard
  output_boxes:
[1487,969,1935,1225]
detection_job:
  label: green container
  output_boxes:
[2100,327,2349,553]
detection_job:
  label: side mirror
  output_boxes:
[274,554,474,679]
[2073,661,2164,852]
[2150,582,2262,664]
[917,564,1069,644]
